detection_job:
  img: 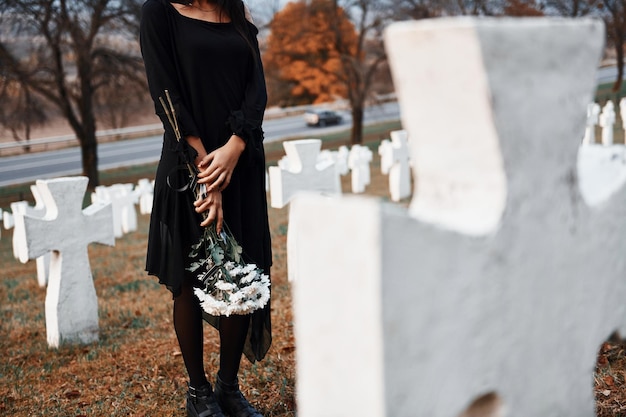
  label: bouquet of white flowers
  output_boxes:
[159,90,270,316]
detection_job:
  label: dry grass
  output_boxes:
[0,128,624,416]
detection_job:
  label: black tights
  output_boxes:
[173,284,250,388]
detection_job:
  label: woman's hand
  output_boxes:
[194,189,223,234]
[196,134,246,192]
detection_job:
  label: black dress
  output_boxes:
[140,0,272,362]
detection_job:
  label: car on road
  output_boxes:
[304,109,343,127]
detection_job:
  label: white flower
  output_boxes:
[215,281,237,292]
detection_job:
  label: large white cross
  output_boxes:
[268,139,340,208]
[289,18,625,417]
[16,176,114,347]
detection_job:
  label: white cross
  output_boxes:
[388,130,411,202]
[268,139,341,209]
[11,188,49,287]
[16,176,114,347]
[135,178,155,215]
[599,100,615,146]
[582,102,600,145]
[92,183,138,237]
[378,139,393,175]
[347,144,373,194]
[289,18,623,417]
[318,146,350,176]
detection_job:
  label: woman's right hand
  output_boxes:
[194,189,223,234]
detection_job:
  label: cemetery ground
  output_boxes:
[0,121,625,416]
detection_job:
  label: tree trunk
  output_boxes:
[612,28,624,93]
[77,51,99,190]
[350,104,364,145]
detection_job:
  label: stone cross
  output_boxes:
[16,176,114,347]
[599,100,615,146]
[620,97,626,133]
[387,130,412,202]
[289,18,624,417]
[92,183,138,237]
[318,146,350,176]
[378,139,393,175]
[3,208,14,230]
[578,144,626,206]
[11,192,49,287]
[347,144,373,193]
[582,102,601,145]
[268,139,341,209]
[10,201,30,260]
[135,178,155,215]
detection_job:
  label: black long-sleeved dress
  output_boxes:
[140,0,272,362]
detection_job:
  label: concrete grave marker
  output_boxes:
[92,183,138,237]
[378,139,393,175]
[387,130,412,202]
[347,144,373,193]
[11,191,50,287]
[3,208,14,230]
[268,139,341,208]
[582,102,600,145]
[10,201,30,260]
[16,176,114,347]
[599,100,615,146]
[290,18,624,417]
[319,146,350,176]
[135,178,154,215]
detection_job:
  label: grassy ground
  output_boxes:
[1,121,625,416]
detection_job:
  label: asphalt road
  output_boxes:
[0,102,400,188]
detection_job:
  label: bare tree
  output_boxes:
[330,0,390,144]
[0,69,47,150]
[600,0,626,92]
[540,0,600,16]
[389,0,446,19]
[0,0,144,188]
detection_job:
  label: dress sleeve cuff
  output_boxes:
[227,110,264,164]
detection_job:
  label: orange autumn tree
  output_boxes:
[264,0,357,106]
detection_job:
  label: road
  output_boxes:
[0,102,400,188]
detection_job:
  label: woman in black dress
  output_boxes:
[140,0,272,416]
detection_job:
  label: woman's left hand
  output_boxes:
[196,134,245,192]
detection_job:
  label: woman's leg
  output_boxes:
[215,315,262,416]
[174,283,208,388]
[217,314,250,383]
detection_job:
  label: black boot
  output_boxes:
[187,383,226,417]
[214,374,263,417]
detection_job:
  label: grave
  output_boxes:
[10,191,49,287]
[319,145,350,176]
[15,176,115,347]
[582,102,600,145]
[347,144,373,193]
[92,183,138,237]
[382,130,411,202]
[3,208,14,230]
[135,178,154,215]
[268,139,341,209]
[378,139,393,175]
[599,100,615,146]
[10,201,29,260]
[289,18,625,417]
